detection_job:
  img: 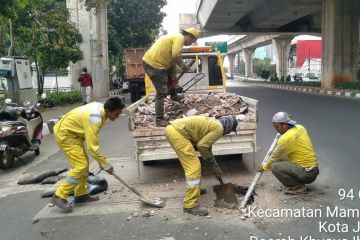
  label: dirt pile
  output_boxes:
[133,92,255,128]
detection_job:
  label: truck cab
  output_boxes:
[145,47,227,96]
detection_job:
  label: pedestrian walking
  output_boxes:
[78,67,93,104]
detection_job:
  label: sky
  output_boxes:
[161,0,197,35]
[161,0,230,44]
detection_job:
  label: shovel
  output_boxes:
[112,172,166,208]
[239,133,280,209]
[212,177,238,208]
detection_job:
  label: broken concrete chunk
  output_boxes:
[186,108,198,116]
[132,92,253,128]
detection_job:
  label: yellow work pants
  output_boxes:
[54,130,89,200]
[165,125,201,208]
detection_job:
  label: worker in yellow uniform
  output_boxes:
[143,27,200,127]
[51,97,125,212]
[165,115,238,216]
[257,112,319,195]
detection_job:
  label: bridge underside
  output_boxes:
[197,0,322,35]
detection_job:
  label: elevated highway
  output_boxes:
[196,0,360,88]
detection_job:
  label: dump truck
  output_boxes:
[127,47,258,165]
[124,48,146,103]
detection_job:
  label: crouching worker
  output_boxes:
[257,112,319,195]
[165,115,238,216]
[51,97,125,212]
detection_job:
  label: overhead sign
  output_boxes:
[205,41,228,53]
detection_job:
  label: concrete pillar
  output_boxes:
[321,0,360,89]
[243,48,255,77]
[272,37,293,79]
[227,54,236,74]
[66,0,110,99]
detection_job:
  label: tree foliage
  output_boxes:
[1,0,83,94]
[81,0,111,11]
[107,0,167,73]
[253,57,276,79]
[0,0,29,18]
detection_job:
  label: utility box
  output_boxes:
[0,57,37,105]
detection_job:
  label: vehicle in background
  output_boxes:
[225,72,233,80]
[124,48,146,103]
[0,99,43,170]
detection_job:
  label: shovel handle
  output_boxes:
[217,177,224,185]
[112,172,144,198]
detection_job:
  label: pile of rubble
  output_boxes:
[132,92,255,128]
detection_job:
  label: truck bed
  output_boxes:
[127,94,258,162]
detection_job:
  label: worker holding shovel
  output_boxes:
[165,115,238,216]
[143,27,200,127]
[257,112,319,195]
[51,97,125,213]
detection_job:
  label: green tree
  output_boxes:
[11,0,83,94]
[238,60,245,75]
[107,0,166,74]
[0,0,29,56]
[253,57,276,80]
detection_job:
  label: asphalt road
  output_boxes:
[0,83,359,240]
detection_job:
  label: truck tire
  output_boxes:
[130,92,142,103]
[0,150,14,170]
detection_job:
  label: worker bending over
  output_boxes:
[258,112,319,195]
[165,115,238,216]
[143,27,199,127]
[51,97,125,212]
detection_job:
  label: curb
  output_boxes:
[235,80,360,100]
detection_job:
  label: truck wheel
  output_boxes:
[130,92,136,103]
[130,92,142,103]
[0,150,14,170]
[34,148,40,156]
[142,160,156,166]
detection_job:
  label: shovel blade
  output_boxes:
[140,197,166,208]
[213,183,238,208]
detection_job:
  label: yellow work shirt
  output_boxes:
[263,124,319,171]
[169,116,223,160]
[143,34,185,70]
[54,102,110,168]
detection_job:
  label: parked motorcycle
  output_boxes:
[0,99,43,170]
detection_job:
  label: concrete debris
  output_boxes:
[159,237,176,240]
[142,210,156,218]
[133,211,140,217]
[127,215,133,221]
[133,93,254,128]
[195,227,199,231]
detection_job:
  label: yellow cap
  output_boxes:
[182,27,200,39]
